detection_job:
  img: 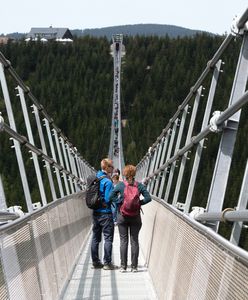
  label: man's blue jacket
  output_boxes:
[95,170,113,213]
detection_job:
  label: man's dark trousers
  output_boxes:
[91,213,114,265]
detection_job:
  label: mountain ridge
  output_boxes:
[74,23,211,39]
[3,23,213,40]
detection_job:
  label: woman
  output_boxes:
[111,168,121,224]
[109,164,151,272]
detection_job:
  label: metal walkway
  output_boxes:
[62,227,157,300]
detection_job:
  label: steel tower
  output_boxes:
[108,34,125,174]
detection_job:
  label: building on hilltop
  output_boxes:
[26,26,73,42]
[0,37,10,44]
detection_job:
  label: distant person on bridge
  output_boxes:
[111,168,121,224]
[109,164,151,273]
[91,158,117,270]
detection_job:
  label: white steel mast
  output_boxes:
[108,34,125,173]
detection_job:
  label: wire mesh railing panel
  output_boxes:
[0,192,91,299]
[46,206,69,291]
[0,254,9,300]
[140,199,248,300]
[31,213,58,299]
[1,223,41,300]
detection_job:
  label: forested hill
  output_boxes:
[0,34,246,213]
[4,24,209,40]
[72,24,208,39]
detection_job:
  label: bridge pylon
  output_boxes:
[108,34,125,174]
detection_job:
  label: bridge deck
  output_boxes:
[62,227,157,299]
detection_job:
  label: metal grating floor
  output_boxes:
[62,227,157,299]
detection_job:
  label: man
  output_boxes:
[91,158,117,270]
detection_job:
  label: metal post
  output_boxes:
[109,34,125,172]
[32,105,57,201]
[146,149,157,192]
[158,120,178,198]
[79,158,86,181]
[53,129,70,195]
[0,63,33,212]
[230,159,248,245]
[44,119,64,198]
[0,174,7,210]
[60,139,75,193]
[164,106,188,202]
[153,130,170,196]
[17,86,47,206]
[172,87,202,206]
[151,138,165,196]
[184,60,222,213]
[150,143,162,193]
[66,144,78,191]
[206,33,248,231]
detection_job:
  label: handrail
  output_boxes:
[137,33,234,166]
[143,89,248,182]
[151,195,248,266]
[0,51,92,170]
[1,120,85,185]
[137,7,248,168]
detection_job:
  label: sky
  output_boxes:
[1,1,247,35]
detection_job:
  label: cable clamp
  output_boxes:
[209,110,222,132]
[231,15,248,36]
[189,206,205,219]
[0,114,4,131]
[221,207,235,223]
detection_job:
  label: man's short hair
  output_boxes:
[101,158,113,171]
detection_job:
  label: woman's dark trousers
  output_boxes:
[117,213,142,268]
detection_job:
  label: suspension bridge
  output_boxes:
[1,7,248,300]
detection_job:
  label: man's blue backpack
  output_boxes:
[86,174,106,209]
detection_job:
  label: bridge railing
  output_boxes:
[140,196,248,299]
[0,191,91,300]
[0,52,95,213]
[136,7,248,247]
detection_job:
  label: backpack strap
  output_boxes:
[96,175,107,182]
[123,180,138,187]
[98,175,108,207]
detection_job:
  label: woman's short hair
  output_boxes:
[101,158,113,171]
[123,165,136,179]
[112,174,119,181]
[113,168,120,175]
